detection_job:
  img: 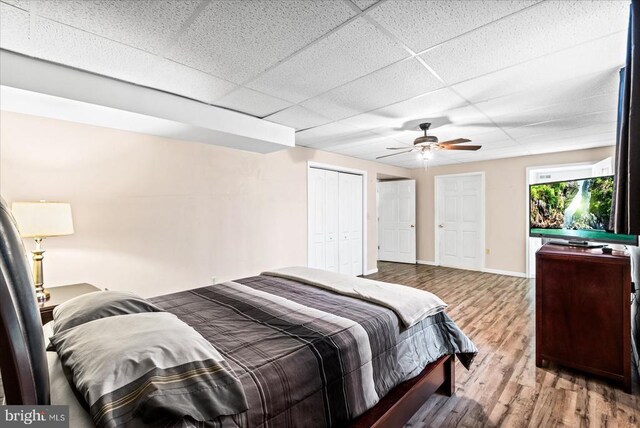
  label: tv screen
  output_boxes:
[529,175,637,246]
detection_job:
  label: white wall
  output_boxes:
[0,111,411,296]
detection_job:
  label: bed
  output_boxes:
[0,198,476,427]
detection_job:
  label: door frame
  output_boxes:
[307,161,368,276]
[434,171,485,271]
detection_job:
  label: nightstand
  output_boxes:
[39,283,100,325]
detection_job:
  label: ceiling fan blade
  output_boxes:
[376,150,414,159]
[438,138,472,145]
[386,147,413,150]
[441,145,482,151]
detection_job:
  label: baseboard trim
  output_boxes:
[416,261,526,278]
[482,268,527,278]
[366,268,378,275]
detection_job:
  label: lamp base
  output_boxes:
[35,287,50,302]
[36,288,50,302]
[32,247,50,302]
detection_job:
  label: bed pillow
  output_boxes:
[52,290,162,334]
[49,312,248,428]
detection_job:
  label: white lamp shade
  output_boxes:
[11,201,74,238]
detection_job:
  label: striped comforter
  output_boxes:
[151,274,477,427]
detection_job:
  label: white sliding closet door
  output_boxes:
[339,173,363,276]
[308,168,363,276]
[308,168,326,270]
[308,168,339,271]
[325,170,339,272]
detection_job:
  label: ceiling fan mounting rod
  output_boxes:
[419,122,431,135]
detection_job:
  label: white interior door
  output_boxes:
[436,174,483,270]
[378,180,416,263]
[339,173,363,276]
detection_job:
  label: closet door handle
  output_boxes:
[410,225,415,228]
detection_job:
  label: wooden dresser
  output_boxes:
[535,244,632,392]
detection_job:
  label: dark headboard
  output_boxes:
[0,197,50,404]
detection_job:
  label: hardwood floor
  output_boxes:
[366,262,640,428]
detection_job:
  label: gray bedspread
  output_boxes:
[151,274,477,427]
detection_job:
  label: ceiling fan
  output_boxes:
[376,122,481,160]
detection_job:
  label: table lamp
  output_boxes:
[11,201,74,302]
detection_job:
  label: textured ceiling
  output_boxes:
[0,0,630,167]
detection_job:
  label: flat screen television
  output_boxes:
[529,175,637,246]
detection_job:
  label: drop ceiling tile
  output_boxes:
[2,0,28,10]
[0,2,31,54]
[368,129,417,142]
[32,17,157,85]
[364,105,497,142]
[470,68,621,119]
[490,92,619,129]
[330,138,406,158]
[248,17,409,103]
[452,32,626,103]
[369,0,537,53]
[524,137,614,155]
[506,110,618,139]
[522,132,615,151]
[352,0,380,11]
[461,130,515,150]
[438,147,531,164]
[421,1,628,85]
[424,123,496,143]
[145,59,237,105]
[300,58,444,121]
[215,87,292,118]
[296,122,379,149]
[539,142,614,156]
[517,123,617,146]
[32,0,202,54]
[339,88,468,131]
[332,134,408,155]
[168,0,356,84]
[264,105,332,131]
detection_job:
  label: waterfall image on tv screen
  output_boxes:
[529,176,637,245]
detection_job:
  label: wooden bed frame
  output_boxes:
[350,355,454,427]
[0,198,454,426]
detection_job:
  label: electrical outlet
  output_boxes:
[485,248,491,255]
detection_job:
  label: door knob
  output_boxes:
[410,225,415,228]
[438,224,444,228]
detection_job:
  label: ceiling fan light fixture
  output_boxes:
[417,149,432,161]
[414,135,438,145]
[378,121,480,161]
